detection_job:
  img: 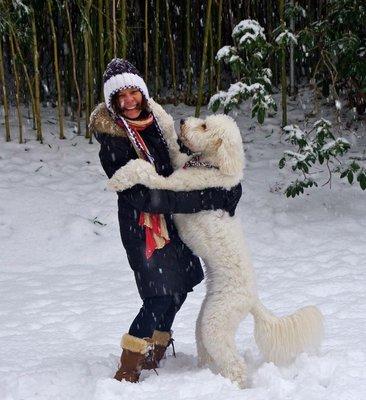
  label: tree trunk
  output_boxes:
[65,1,81,134]
[154,0,160,98]
[106,0,112,60]
[83,0,93,139]
[185,0,192,102]
[195,0,212,117]
[289,0,295,96]
[120,0,127,58]
[279,0,287,126]
[47,0,64,139]
[144,0,149,83]
[216,0,223,91]
[84,29,90,138]
[164,0,177,103]
[88,25,94,144]
[112,0,117,58]
[11,32,37,133]
[31,8,43,142]
[0,36,11,142]
[98,0,105,98]
[208,20,213,99]
[9,34,23,144]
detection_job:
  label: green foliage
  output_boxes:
[296,0,366,113]
[279,119,365,196]
[338,162,366,189]
[284,179,318,198]
[209,19,276,124]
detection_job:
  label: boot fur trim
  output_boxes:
[152,330,171,347]
[121,333,152,354]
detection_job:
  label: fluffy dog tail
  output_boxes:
[250,300,323,365]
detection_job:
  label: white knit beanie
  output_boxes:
[103,58,150,112]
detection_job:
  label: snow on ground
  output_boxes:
[0,96,365,400]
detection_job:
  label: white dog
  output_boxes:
[107,99,323,388]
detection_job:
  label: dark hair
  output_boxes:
[111,90,148,115]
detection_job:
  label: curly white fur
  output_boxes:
[108,99,324,388]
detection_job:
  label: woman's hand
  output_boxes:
[107,159,157,192]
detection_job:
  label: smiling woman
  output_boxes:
[90,58,242,384]
[114,88,145,119]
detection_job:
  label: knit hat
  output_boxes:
[103,58,150,112]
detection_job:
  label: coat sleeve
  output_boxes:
[96,133,242,215]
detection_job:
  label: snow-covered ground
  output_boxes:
[1,97,365,400]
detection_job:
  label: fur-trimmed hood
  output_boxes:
[89,102,127,138]
[91,98,193,170]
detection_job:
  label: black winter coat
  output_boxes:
[90,103,242,299]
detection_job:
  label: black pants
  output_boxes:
[129,293,187,338]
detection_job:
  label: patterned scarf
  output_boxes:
[114,112,170,260]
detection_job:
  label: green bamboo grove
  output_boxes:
[0,0,365,143]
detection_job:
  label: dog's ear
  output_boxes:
[216,137,242,176]
[213,138,223,151]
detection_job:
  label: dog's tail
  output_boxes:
[250,300,323,365]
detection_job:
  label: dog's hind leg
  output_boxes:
[200,293,251,388]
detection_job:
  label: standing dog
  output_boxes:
[107,99,323,388]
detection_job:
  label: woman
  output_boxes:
[90,58,242,383]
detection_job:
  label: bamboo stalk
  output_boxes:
[84,29,90,138]
[208,18,213,99]
[88,21,94,144]
[144,0,148,83]
[120,0,127,58]
[9,34,23,144]
[11,31,37,132]
[31,8,43,142]
[164,0,177,103]
[65,1,81,134]
[289,0,295,96]
[47,0,65,139]
[0,36,11,142]
[154,0,160,97]
[98,0,105,97]
[83,0,93,139]
[279,0,287,126]
[195,0,212,117]
[112,0,117,57]
[106,0,112,60]
[185,0,192,102]
[216,0,223,91]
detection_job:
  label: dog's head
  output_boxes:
[179,115,244,176]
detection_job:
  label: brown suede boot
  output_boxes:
[114,333,153,383]
[143,330,174,370]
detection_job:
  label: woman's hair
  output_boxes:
[111,90,148,115]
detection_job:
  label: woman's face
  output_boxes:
[117,88,143,119]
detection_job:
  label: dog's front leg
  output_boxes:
[148,98,190,169]
[107,159,169,192]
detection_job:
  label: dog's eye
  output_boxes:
[202,123,207,130]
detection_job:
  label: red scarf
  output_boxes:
[115,113,170,259]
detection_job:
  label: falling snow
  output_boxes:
[0,98,365,399]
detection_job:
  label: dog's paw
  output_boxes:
[106,170,132,191]
[148,99,174,130]
[107,159,157,192]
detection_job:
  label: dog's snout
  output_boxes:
[180,119,185,126]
